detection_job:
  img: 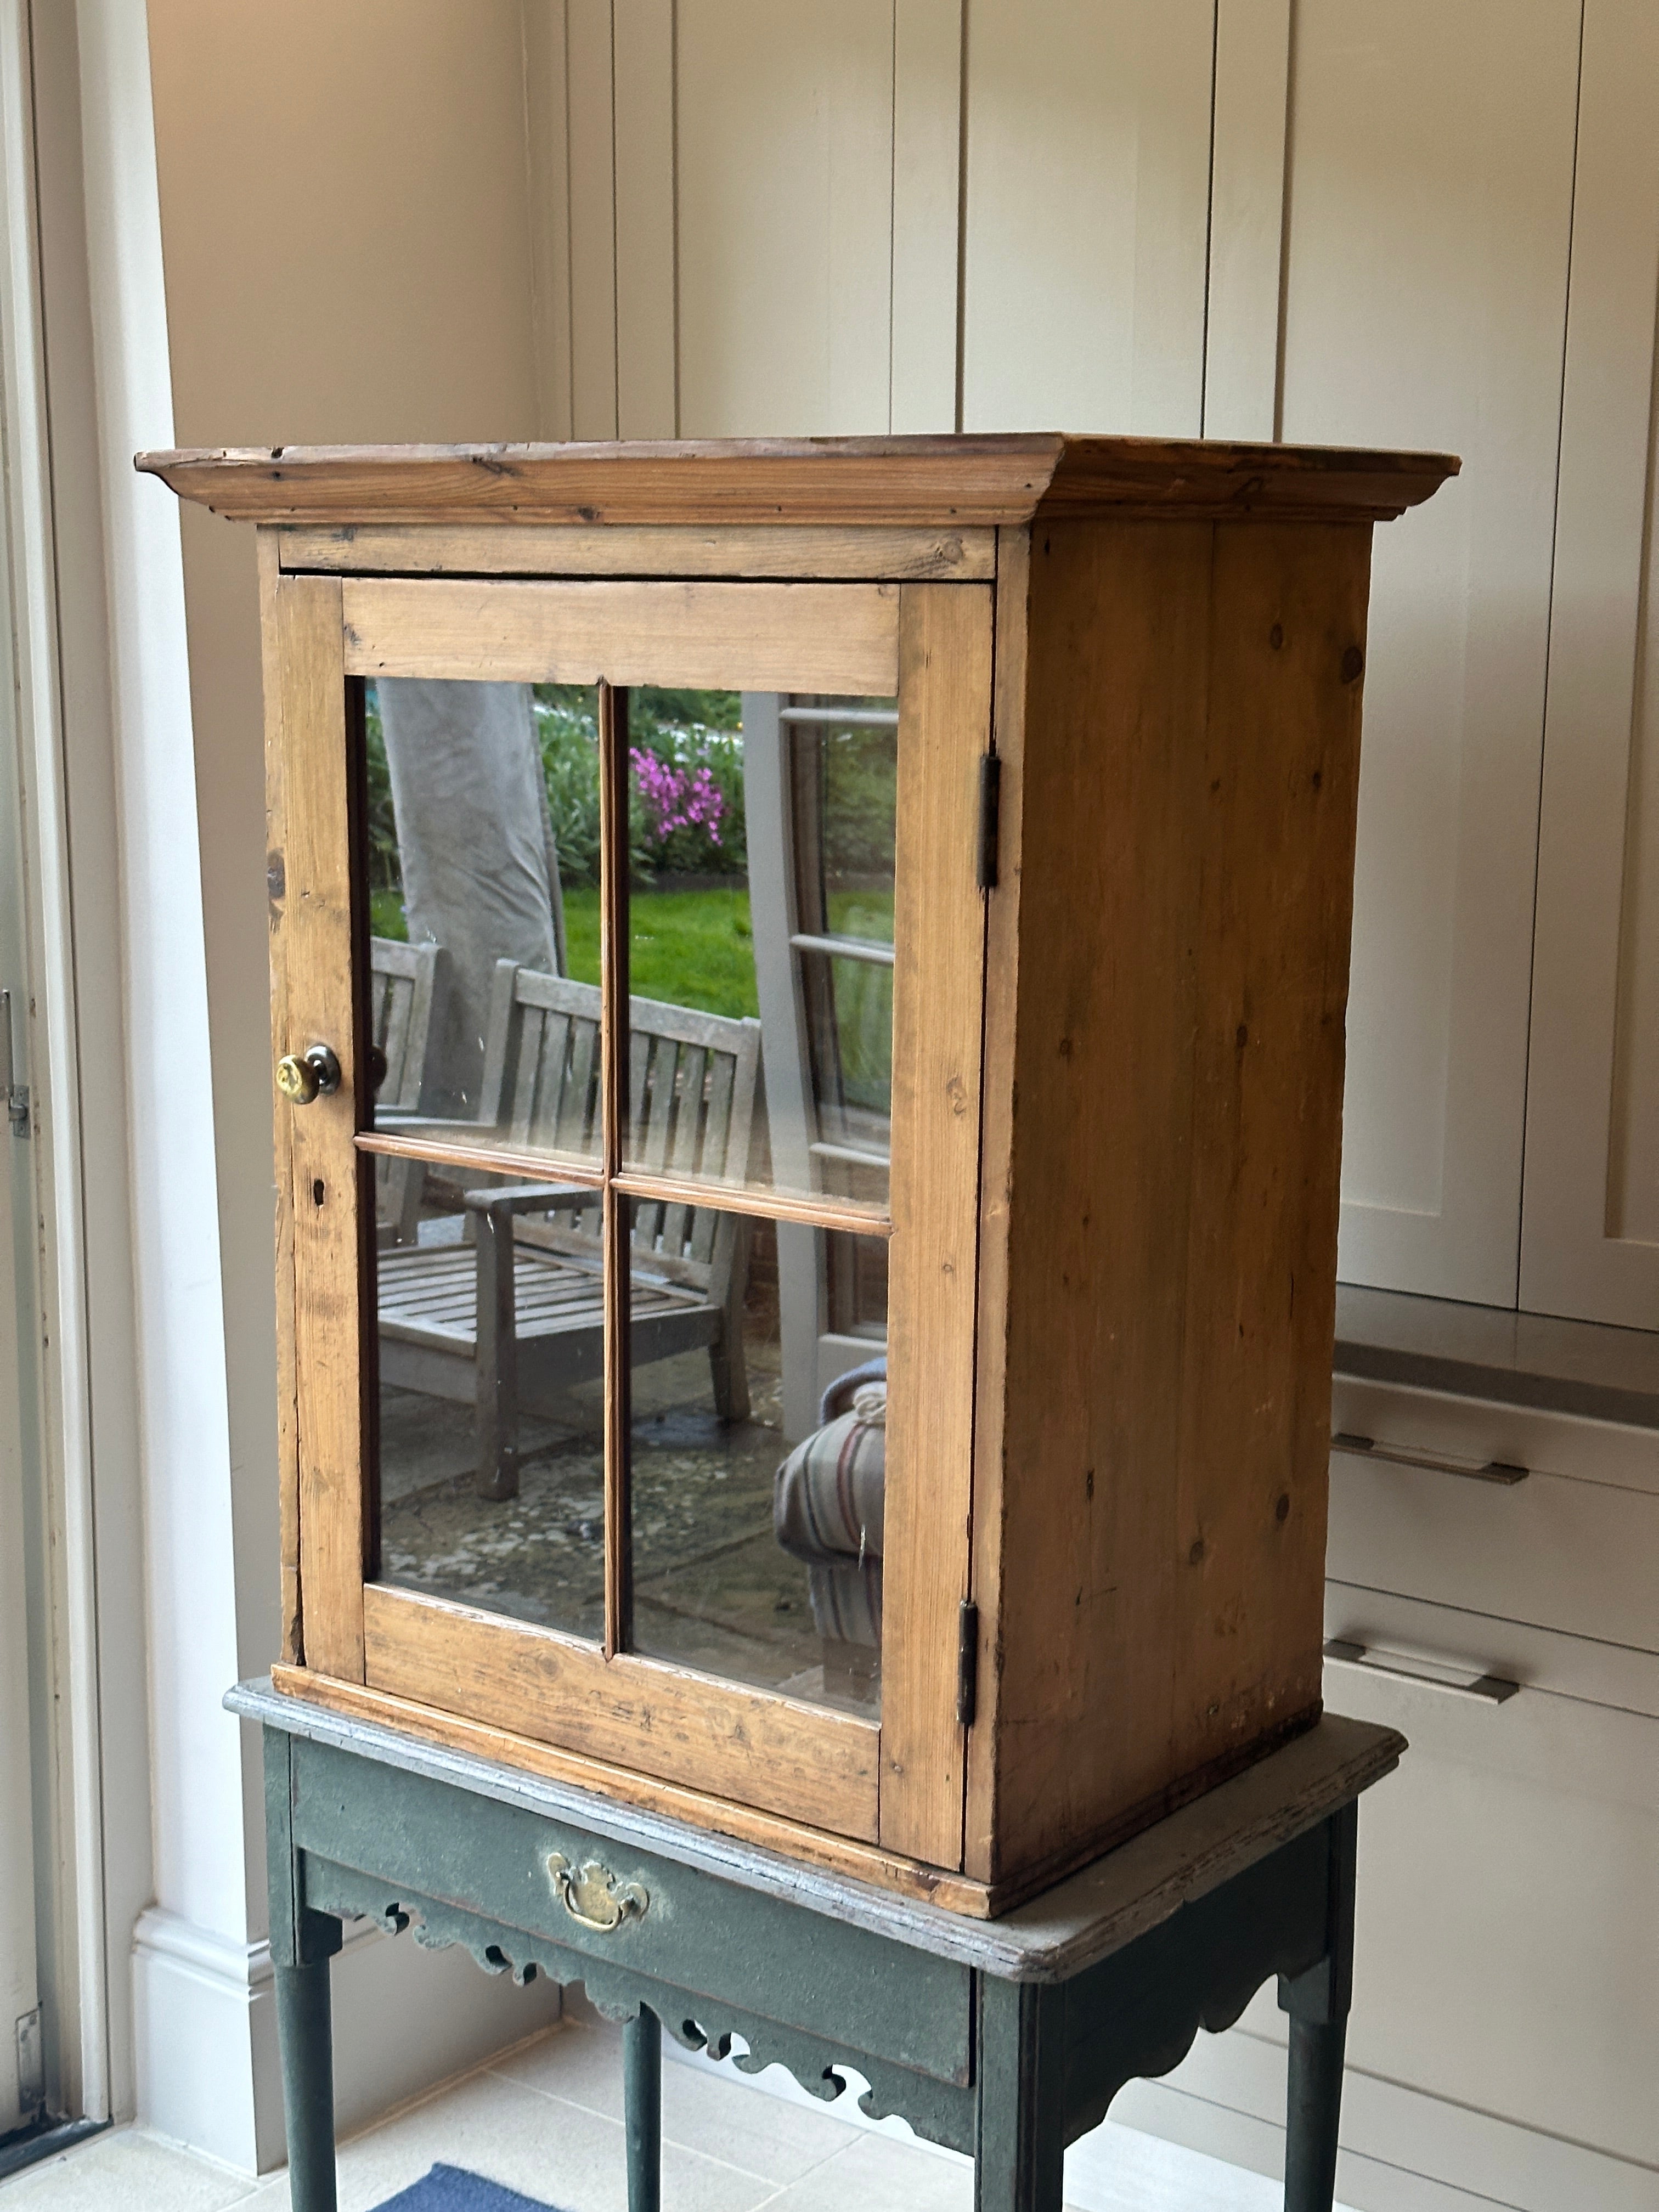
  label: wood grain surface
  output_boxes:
[338,577,900,693]
[963,526,1032,1881]
[362,1582,882,1839]
[138,433,1457,530]
[267,1661,990,1914]
[978,517,1373,1891]
[879,583,995,1870]
[258,531,302,1667]
[276,521,997,582]
[275,574,368,1682]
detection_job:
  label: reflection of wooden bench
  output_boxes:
[377,964,763,1499]
[369,937,445,1244]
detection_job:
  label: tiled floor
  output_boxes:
[0,2016,1313,2212]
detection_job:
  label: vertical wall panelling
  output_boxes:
[1520,0,1659,1328]
[960,0,1214,436]
[1276,0,1581,1307]
[613,0,679,437]
[567,0,619,438]
[1201,0,1290,442]
[675,1,895,438]
[890,0,964,433]
[522,0,575,439]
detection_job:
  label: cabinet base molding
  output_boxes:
[1108,2023,1658,2212]
[270,1662,996,1917]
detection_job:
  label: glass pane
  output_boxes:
[374,1161,606,1640]
[628,1202,886,1716]
[620,690,896,1210]
[363,677,603,1169]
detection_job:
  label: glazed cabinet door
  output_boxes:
[267,561,990,1871]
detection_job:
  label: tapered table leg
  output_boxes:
[974,1979,1065,2212]
[623,2004,662,2212]
[275,1953,338,2212]
[1279,1804,1358,2212]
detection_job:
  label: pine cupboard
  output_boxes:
[143,435,1454,1916]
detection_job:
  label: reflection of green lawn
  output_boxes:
[565,884,760,1017]
[371,882,894,1105]
[370,888,407,941]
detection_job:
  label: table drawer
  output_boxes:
[1327,1380,1659,1651]
[289,1736,973,2087]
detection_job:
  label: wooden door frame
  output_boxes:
[272,567,991,1865]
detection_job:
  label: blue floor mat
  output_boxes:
[372,2165,564,2212]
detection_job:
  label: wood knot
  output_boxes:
[1341,645,1365,684]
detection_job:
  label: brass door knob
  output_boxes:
[275,1043,342,1106]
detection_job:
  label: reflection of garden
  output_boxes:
[366,680,892,1712]
[366,682,897,1106]
[377,1291,874,1711]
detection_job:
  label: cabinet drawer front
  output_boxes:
[290,1738,972,2084]
[1327,1384,1659,1650]
[1324,1666,1659,2168]
[1325,1581,1659,1718]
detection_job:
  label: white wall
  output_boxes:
[1,0,565,2170]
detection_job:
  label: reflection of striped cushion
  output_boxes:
[774,1384,886,1569]
[809,1560,882,1647]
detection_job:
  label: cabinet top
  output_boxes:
[136,433,1457,529]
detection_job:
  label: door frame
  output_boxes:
[272,569,992,1871]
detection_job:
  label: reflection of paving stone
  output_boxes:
[375,1336,877,1714]
[379,1386,578,1505]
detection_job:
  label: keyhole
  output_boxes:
[312,1178,325,1207]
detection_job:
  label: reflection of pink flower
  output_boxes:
[631,748,724,847]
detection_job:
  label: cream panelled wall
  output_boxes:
[527,0,1658,1329]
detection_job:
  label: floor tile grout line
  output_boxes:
[482,2062,859,2186]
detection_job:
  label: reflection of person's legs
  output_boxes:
[378,679,564,1118]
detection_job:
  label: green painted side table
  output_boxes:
[228,1681,1403,2212]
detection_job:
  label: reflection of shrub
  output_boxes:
[821,728,898,885]
[364,689,400,893]
[537,689,606,885]
[537,685,747,885]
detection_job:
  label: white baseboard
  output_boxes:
[132,1906,562,2174]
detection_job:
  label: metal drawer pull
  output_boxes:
[546,1852,648,1932]
[1324,1638,1520,1705]
[1332,1431,1528,1485]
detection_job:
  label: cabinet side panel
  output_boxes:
[990,519,1210,1883]
[275,573,368,1682]
[1169,520,1370,1779]
[880,583,994,1869]
[990,518,1370,1887]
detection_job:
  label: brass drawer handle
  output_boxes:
[1333,1431,1528,1486]
[546,1852,648,1932]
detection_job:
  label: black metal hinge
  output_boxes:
[956,1599,979,1728]
[977,753,1001,890]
